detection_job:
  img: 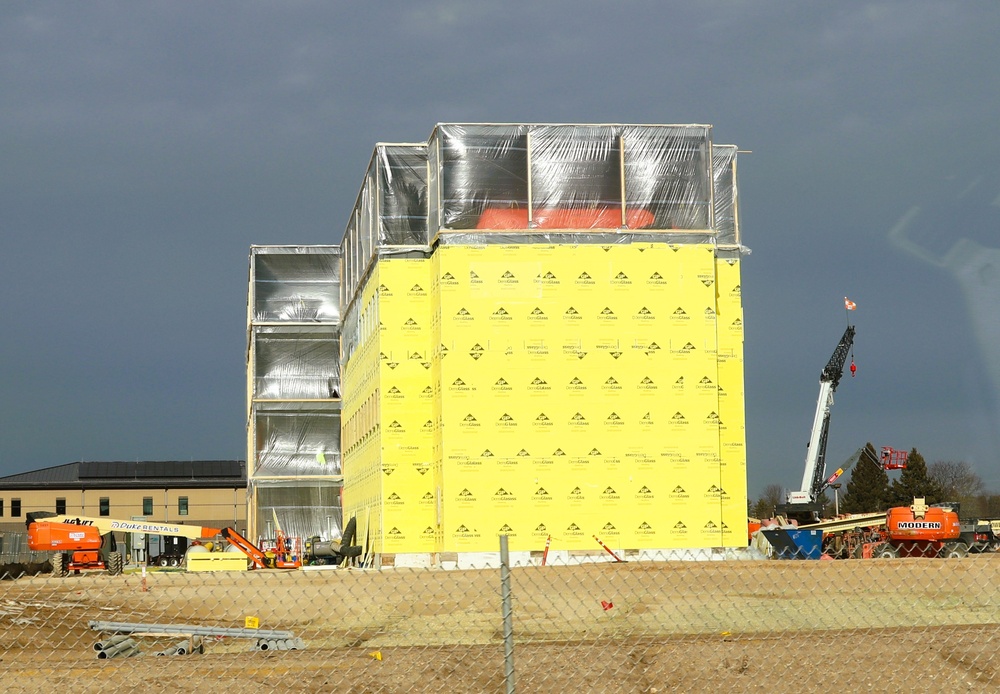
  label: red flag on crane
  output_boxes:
[844,297,857,311]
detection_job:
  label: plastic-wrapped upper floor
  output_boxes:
[341,123,742,310]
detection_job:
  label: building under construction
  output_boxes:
[247,123,747,566]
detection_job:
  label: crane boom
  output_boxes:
[25,512,220,541]
[783,325,855,519]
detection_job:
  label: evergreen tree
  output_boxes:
[889,448,942,506]
[840,443,890,513]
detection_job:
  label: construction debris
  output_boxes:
[88,620,304,657]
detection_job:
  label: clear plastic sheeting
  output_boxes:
[341,214,359,313]
[712,145,739,246]
[342,123,743,310]
[435,230,717,247]
[340,292,362,364]
[254,482,342,541]
[248,248,342,542]
[434,124,529,230]
[251,247,341,324]
[254,410,342,475]
[377,145,428,246]
[342,144,428,311]
[531,125,622,227]
[253,326,340,400]
[427,123,714,232]
[622,125,713,230]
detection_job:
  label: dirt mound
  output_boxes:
[0,561,50,580]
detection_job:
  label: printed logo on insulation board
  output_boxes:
[497,523,517,538]
[600,522,621,538]
[636,521,656,537]
[646,270,668,287]
[424,244,747,552]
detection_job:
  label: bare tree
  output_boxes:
[980,495,1000,518]
[929,460,983,499]
[929,460,984,516]
[751,484,784,519]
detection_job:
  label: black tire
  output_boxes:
[159,557,169,567]
[341,517,357,548]
[51,552,67,577]
[107,551,123,576]
[940,542,969,559]
[874,543,898,559]
[169,557,179,567]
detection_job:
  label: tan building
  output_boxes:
[0,460,247,561]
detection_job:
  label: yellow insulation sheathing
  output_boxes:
[342,244,747,554]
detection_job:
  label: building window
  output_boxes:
[99,497,110,516]
[0,498,4,517]
[178,497,189,516]
[12,498,21,518]
[56,498,66,515]
[143,497,153,516]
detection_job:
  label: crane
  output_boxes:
[778,325,855,524]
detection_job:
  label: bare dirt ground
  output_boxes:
[3,557,1000,692]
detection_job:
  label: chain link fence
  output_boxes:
[2,535,999,692]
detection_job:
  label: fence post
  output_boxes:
[500,534,515,693]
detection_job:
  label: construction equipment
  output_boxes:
[888,500,997,557]
[776,325,856,524]
[957,518,997,554]
[219,526,298,570]
[303,516,362,565]
[801,497,998,559]
[819,443,908,501]
[879,446,908,470]
[872,498,964,558]
[221,519,363,568]
[262,510,303,568]
[26,512,222,576]
[27,511,363,574]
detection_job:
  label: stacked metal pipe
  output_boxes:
[94,636,139,659]
[255,637,305,651]
[90,622,303,656]
[153,637,203,656]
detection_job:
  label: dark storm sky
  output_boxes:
[2,2,999,498]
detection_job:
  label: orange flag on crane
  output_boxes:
[844,297,857,311]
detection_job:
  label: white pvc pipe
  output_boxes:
[96,638,136,660]
[93,634,131,652]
